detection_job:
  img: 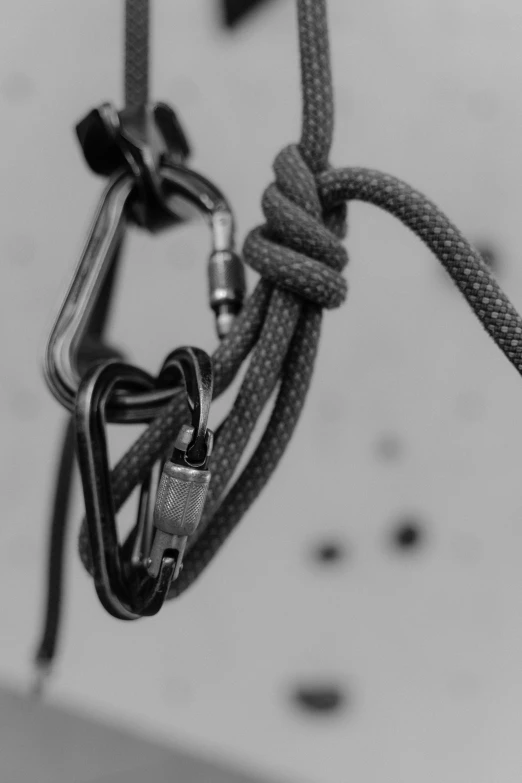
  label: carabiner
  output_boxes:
[74,346,213,620]
[44,162,244,421]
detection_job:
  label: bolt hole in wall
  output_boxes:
[391,516,426,552]
[295,519,426,719]
[312,539,348,565]
[222,0,274,27]
[292,684,347,716]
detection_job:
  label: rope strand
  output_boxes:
[78,0,522,602]
[125,0,149,107]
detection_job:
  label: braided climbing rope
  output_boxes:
[125,0,149,106]
[78,0,522,602]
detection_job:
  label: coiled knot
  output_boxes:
[243,143,348,309]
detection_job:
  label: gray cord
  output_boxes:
[79,0,522,600]
[125,0,149,107]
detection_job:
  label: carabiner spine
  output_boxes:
[43,172,134,412]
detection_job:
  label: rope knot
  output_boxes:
[243,143,348,309]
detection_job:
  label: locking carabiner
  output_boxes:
[74,346,213,620]
[44,161,244,422]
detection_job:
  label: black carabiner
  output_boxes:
[74,347,213,620]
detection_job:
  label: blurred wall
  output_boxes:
[2,1,522,782]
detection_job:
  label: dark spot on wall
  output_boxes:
[312,539,348,565]
[374,433,403,462]
[292,683,347,715]
[222,0,275,27]
[391,516,425,552]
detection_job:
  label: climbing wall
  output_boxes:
[2,1,522,782]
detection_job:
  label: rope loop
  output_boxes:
[243,143,349,309]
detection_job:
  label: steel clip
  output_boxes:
[75,346,214,619]
[44,165,245,419]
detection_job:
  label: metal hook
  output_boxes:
[44,160,244,421]
[74,347,213,619]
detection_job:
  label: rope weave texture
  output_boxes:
[125,0,149,106]
[78,0,522,601]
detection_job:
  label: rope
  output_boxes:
[34,419,76,676]
[125,0,149,107]
[77,0,522,603]
[318,167,522,368]
[34,252,125,676]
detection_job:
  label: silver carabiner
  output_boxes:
[44,171,132,417]
[44,164,245,421]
